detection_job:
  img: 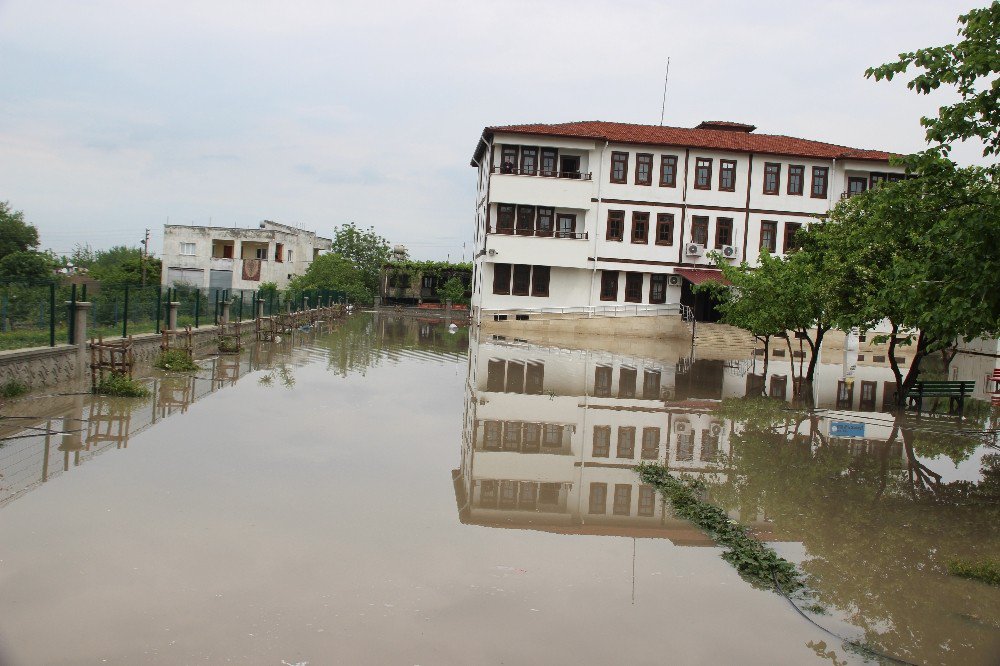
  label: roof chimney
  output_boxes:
[695,121,756,133]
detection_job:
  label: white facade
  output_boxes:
[470,121,905,319]
[161,221,332,291]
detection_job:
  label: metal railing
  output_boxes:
[0,279,354,352]
[489,228,589,240]
[493,166,592,180]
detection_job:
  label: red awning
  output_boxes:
[674,267,730,286]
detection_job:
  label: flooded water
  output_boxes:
[0,314,997,665]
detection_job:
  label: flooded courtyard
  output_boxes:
[0,313,997,665]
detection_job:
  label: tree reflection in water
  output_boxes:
[707,397,1000,665]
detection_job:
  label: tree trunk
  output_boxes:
[761,335,770,395]
[887,322,903,394]
[785,334,797,387]
[897,330,933,406]
[804,325,827,381]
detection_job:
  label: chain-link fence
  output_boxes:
[0,280,354,352]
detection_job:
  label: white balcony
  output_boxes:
[490,172,596,210]
[484,232,590,269]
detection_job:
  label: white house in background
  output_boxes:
[469,120,906,321]
[160,221,332,291]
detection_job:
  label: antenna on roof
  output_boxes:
[659,57,671,126]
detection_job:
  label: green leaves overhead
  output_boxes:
[866,1,1000,161]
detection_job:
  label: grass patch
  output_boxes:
[218,336,240,354]
[636,462,802,592]
[154,349,198,372]
[94,372,150,397]
[0,378,29,399]
[948,559,1000,585]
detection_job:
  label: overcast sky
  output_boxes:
[0,0,987,261]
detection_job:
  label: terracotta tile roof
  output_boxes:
[674,267,731,286]
[472,120,896,164]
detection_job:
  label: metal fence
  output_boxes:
[0,280,352,352]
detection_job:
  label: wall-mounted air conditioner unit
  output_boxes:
[685,243,704,257]
[675,421,689,433]
[710,423,723,436]
[721,245,738,259]
[667,274,682,286]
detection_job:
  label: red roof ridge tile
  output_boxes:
[472,120,899,165]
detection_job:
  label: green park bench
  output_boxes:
[905,380,976,416]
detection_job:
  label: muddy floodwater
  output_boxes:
[0,314,997,665]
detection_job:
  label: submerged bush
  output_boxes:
[0,378,29,399]
[95,372,150,397]
[155,349,198,372]
[636,462,802,592]
[218,336,240,354]
[948,559,1000,585]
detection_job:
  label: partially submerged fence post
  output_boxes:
[68,299,91,377]
[67,284,77,344]
[121,285,130,338]
[167,301,180,331]
[155,287,162,334]
[49,283,56,347]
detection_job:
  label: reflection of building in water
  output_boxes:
[457,335,914,542]
[725,358,904,411]
[456,336,746,545]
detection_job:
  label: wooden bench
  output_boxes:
[905,380,976,416]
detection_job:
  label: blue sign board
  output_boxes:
[830,421,865,438]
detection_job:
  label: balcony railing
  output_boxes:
[490,228,588,240]
[493,166,592,181]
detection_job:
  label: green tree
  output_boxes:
[0,201,40,260]
[437,276,467,304]
[704,249,833,384]
[806,162,1000,402]
[288,253,370,303]
[69,243,97,269]
[866,1,1000,162]
[329,223,391,300]
[0,250,55,282]
[87,245,162,284]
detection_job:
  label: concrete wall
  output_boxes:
[0,325,239,393]
[480,310,693,341]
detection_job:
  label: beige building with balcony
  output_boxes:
[160,221,332,292]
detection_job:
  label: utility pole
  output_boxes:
[141,228,150,286]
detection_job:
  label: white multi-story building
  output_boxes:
[161,220,332,291]
[470,120,905,320]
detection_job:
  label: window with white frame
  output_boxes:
[179,242,196,256]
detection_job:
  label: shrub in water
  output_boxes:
[636,461,802,592]
[948,559,1000,585]
[95,373,150,397]
[218,336,239,354]
[0,378,29,399]
[155,349,198,372]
